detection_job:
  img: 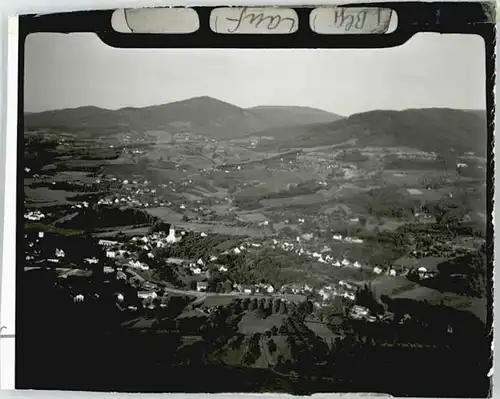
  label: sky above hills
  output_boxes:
[24,32,486,116]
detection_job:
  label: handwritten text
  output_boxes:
[224,8,297,33]
[332,8,383,32]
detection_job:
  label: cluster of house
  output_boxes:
[187,258,211,276]
[332,234,364,244]
[71,201,90,209]
[98,227,183,266]
[24,210,46,221]
[270,237,366,269]
[274,154,337,174]
[89,176,168,207]
[233,282,276,295]
[349,305,377,323]
[279,283,313,296]
[269,231,409,280]
[97,192,159,209]
[93,180,211,221]
[318,281,357,302]
[99,228,227,295]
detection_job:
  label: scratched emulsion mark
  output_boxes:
[210,7,298,34]
[480,1,496,23]
[310,7,394,35]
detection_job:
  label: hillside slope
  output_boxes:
[24,97,342,140]
[248,106,342,130]
[258,108,487,156]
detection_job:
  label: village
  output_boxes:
[25,199,452,329]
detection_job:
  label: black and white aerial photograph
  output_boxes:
[18,30,491,397]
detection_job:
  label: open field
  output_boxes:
[25,187,80,205]
[145,206,184,222]
[93,226,151,238]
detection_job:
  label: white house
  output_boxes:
[341,258,350,266]
[417,267,428,279]
[55,249,65,258]
[84,257,99,264]
[73,294,85,303]
[103,266,115,274]
[196,282,208,292]
[138,291,158,300]
[38,232,45,239]
[267,285,275,294]
[373,266,383,275]
[106,251,116,258]
[353,261,361,268]
[218,265,228,272]
[233,248,241,255]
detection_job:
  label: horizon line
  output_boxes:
[24,95,487,116]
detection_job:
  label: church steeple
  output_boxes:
[166,225,177,243]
